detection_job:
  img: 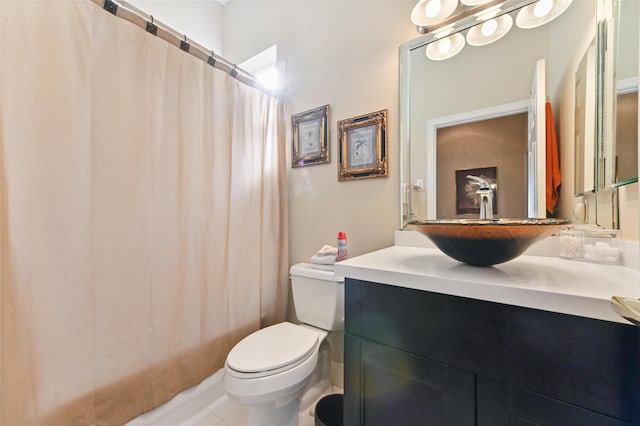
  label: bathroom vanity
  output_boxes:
[335,244,640,426]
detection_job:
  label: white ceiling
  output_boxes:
[215,0,231,4]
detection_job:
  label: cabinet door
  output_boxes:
[507,308,640,423]
[345,334,475,426]
[345,278,449,362]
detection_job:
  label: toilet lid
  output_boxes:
[227,322,319,373]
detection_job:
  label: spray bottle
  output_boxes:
[336,232,348,262]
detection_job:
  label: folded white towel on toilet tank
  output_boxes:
[310,245,337,265]
[315,245,338,256]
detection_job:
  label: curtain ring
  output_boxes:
[180,35,190,52]
[146,15,158,35]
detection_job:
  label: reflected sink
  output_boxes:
[405,219,569,266]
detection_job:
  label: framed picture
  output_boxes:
[455,166,497,215]
[338,109,388,181]
[291,105,329,167]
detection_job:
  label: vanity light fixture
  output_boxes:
[515,0,573,29]
[426,32,466,60]
[413,0,575,61]
[411,0,459,27]
[466,14,513,46]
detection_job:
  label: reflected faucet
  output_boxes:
[467,175,497,219]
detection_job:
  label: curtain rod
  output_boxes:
[91,0,262,91]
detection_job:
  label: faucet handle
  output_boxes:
[466,175,491,189]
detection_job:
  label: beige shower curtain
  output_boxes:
[0,1,288,424]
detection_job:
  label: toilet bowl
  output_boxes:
[223,263,344,426]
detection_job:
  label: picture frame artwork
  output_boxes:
[291,104,329,167]
[338,109,388,181]
[455,166,498,215]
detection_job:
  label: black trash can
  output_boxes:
[314,393,344,426]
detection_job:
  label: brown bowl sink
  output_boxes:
[405,219,569,266]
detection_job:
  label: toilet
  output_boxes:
[223,263,345,426]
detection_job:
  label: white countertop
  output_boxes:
[333,246,640,324]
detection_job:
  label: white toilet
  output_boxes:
[223,263,345,426]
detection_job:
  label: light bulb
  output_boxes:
[438,38,452,53]
[425,0,442,18]
[481,19,498,36]
[426,33,464,60]
[534,0,553,18]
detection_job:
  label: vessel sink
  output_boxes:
[405,219,569,266]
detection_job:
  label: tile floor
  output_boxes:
[178,387,343,426]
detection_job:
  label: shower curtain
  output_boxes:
[0,1,288,424]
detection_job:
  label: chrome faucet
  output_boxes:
[467,175,497,219]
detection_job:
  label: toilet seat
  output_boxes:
[226,322,319,379]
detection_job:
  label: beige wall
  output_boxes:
[223,1,416,265]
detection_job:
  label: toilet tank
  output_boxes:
[289,263,345,331]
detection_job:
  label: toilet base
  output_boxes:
[298,340,331,415]
[245,397,300,426]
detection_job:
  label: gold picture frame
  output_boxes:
[291,104,329,167]
[338,109,388,181]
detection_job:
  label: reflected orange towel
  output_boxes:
[545,102,561,216]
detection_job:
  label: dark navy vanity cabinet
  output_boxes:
[344,278,640,425]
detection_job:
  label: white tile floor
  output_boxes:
[178,387,343,426]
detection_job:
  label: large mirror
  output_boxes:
[400,0,637,228]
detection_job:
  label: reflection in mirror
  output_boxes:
[574,37,596,196]
[436,112,528,218]
[400,0,596,225]
[612,0,638,186]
